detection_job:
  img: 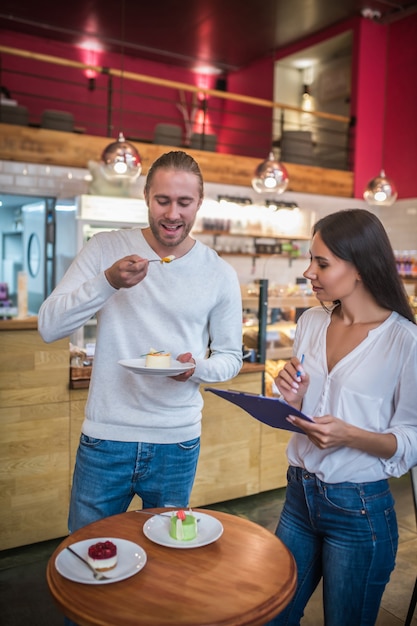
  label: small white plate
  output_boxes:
[118,359,195,376]
[142,511,223,549]
[55,537,147,584]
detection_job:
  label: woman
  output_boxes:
[269,209,417,626]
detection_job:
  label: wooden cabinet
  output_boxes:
[0,324,290,549]
[191,368,290,506]
[0,320,70,550]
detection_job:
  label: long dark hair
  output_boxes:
[313,209,415,323]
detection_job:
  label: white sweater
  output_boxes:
[38,229,243,443]
[288,306,417,482]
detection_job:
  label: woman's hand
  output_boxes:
[275,356,309,407]
[287,413,398,459]
[105,255,149,289]
[287,414,347,449]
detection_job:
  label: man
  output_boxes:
[38,150,243,532]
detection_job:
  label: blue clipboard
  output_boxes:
[204,387,313,434]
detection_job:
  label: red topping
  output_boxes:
[88,541,117,559]
[176,510,186,521]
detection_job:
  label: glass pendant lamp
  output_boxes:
[251,151,289,194]
[101,132,141,181]
[100,0,141,182]
[363,169,397,206]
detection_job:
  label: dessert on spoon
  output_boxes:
[148,255,176,264]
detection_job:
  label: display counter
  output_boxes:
[0,319,291,549]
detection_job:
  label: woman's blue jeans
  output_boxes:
[68,434,200,532]
[266,466,398,626]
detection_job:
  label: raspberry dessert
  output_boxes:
[87,540,118,571]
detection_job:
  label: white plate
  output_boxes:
[55,537,147,585]
[142,511,223,549]
[118,359,195,376]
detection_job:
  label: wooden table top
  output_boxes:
[0,315,38,330]
[47,509,296,626]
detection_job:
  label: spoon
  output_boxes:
[135,510,173,518]
[66,545,111,581]
[148,255,176,263]
[135,509,200,521]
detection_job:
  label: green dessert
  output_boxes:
[169,510,198,541]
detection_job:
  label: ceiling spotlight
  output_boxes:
[361,8,382,20]
[251,151,289,194]
[101,132,142,181]
[363,169,398,206]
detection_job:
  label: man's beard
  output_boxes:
[148,216,194,248]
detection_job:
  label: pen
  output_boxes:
[296,354,305,379]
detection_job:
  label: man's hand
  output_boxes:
[105,255,149,289]
[170,352,195,382]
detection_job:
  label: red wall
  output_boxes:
[221,55,275,158]
[0,30,199,140]
[273,15,417,199]
[351,19,387,197]
[0,29,270,157]
[384,16,417,199]
[2,17,417,197]
[352,15,417,200]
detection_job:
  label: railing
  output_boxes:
[0,44,352,169]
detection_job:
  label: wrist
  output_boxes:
[105,270,120,290]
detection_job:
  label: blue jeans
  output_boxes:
[68,435,200,532]
[266,466,398,626]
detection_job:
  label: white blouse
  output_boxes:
[286,306,417,483]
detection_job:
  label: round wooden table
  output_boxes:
[47,509,296,626]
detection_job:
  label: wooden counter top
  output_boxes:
[241,361,265,373]
[0,316,38,330]
[69,360,265,389]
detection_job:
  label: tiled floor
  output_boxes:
[0,473,416,626]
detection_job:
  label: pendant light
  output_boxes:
[363,169,397,206]
[101,132,141,180]
[251,151,289,194]
[100,0,141,182]
[363,24,397,207]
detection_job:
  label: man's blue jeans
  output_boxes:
[68,434,200,532]
[267,466,398,626]
[64,436,200,625]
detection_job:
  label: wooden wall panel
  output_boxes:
[191,372,288,507]
[259,426,292,493]
[0,325,289,549]
[0,124,354,197]
[0,330,70,549]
